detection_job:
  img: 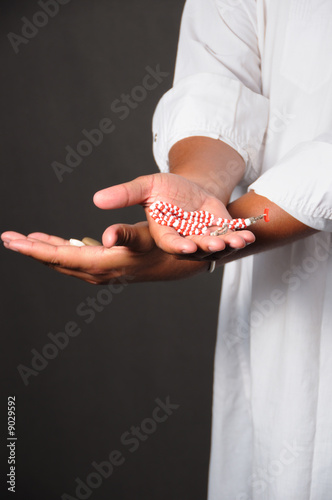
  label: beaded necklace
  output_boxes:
[149,201,269,237]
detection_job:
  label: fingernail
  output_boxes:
[2,238,10,244]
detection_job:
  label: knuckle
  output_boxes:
[118,226,132,246]
[49,258,60,266]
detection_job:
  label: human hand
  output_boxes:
[1,223,207,285]
[94,172,255,257]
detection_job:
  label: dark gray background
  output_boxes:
[0,1,223,499]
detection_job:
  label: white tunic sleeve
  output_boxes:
[249,133,332,231]
[152,0,269,183]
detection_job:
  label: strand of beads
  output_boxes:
[149,201,269,236]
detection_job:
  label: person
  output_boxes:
[2,0,332,498]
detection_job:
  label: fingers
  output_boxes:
[150,224,198,254]
[148,218,255,256]
[45,265,101,284]
[93,175,154,210]
[222,229,255,248]
[102,222,154,252]
[152,228,226,255]
[28,232,71,246]
[29,233,103,247]
[3,238,105,270]
[101,220,251,258]
[144,208,198,254]
[187,229,255,254]
[2,231,72,247]
[2,232,138,284]
[176,230,255,262]
[3,236,137,282]
[2,231,30,243]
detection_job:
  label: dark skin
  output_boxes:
[168,137,317,263]
[1,137,316,283]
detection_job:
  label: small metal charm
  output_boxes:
[210,224,229,236]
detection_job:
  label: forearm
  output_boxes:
[221,190,318,264]
[169,137,317,263]
[169,136,245,204]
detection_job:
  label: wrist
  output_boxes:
[169,164,232,203]
[168,136,245,203]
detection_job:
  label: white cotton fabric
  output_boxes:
[152,0,332,499]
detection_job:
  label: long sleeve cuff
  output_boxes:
[249,139,332,231]
[152,73,269,184]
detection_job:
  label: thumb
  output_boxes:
[102,222,154,252]
[93,175,154,210]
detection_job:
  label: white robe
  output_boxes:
[152,1,332,498]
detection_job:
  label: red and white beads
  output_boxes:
[149,201,269,237]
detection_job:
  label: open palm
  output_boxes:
[94,172,255,255]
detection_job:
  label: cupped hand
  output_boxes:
[1,224,208,284]
[94,173,255,257]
